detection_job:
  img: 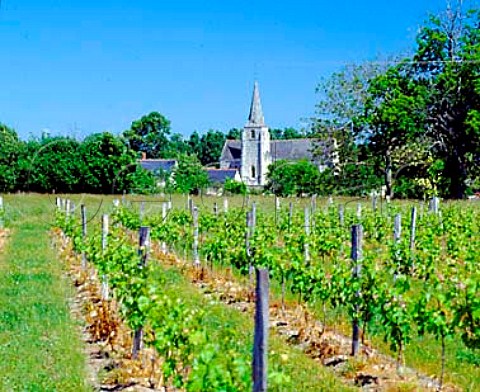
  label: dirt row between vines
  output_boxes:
[149,240,458,392]
[53,229,166,392]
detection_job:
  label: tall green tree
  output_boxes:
[79,132,154,194]
[0,124,21,192]
[20,136,84,193]
[226,128,241,140]
[363,1,480,198]
[198,130,226,166]
[123,112,172,158]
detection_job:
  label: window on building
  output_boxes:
[251,130,255,139]
[251,165,256,178]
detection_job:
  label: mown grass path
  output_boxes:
[0,196,89,391]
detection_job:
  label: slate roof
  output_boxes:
[221,140,241,160]
[206,169,239,184]
[270,139,316,161]
[220,138,322,165]
[139,159,177,173]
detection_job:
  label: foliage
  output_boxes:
[224,178,247,195]
[123,112,172,158]
[114,197,480,388]
[0,124,22,192]
[168,154,209,195]
[79,132,155,194]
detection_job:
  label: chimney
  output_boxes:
[141,151,146,160]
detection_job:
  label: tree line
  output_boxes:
[0,115,304,194]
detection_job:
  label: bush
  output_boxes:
[223,178,246,195]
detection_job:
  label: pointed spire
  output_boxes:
[247,81,265,126]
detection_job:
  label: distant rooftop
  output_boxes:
[139,159,177,173]
[206,168,239,184]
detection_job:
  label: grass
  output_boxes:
[3,193,477,391]
[152,261,355,391]
[0,194,90,391]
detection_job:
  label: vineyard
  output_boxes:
[52,194,479,391]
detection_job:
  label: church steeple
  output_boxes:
[247,81,265,126]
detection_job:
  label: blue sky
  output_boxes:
[0,0,451,139]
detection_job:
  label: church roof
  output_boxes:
[270,139,316,161]
[221,140,241,160]
[219,138,325,165]
[206,169,239,184]
[247,81,265,126]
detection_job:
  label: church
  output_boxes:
[219,82,334,187]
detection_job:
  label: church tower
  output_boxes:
[241,82,271,187]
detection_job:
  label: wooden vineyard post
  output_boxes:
[188,196,194,215]
[429,196,440,215]
[304,207,310,263]
[81,204,87,270]
[339,204,345,227]
[409,207,417,252]
[275,196,280,213]
[356,202,362,220]
[394,213,402,243]
[101,214,109,301]
[133,226,150,360]
[139,201,145,225]
[252,268,269,392]
[161,203,168,253]
[192,206,200,267]
[65,199,71,219]
[223,197,229,214]
[213,202,218,217]
[351,224,363,357]
[122,190,126,205]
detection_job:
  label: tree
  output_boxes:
[363,64,430,197]
[164,133,191,158]
[270,127,304,140]
[20,136,84,193]
[199,130,226,166]
[0,124,21,192]
[123,112,172,158]
[313,61,389,164]
[79,132,154,194]
[226,128,241,140]
[363,1,480,198]
[188,131,202,158]
[168,154,209,195]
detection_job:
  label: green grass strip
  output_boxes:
[0,196,89,391]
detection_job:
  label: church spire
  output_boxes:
[247,81,265,126]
